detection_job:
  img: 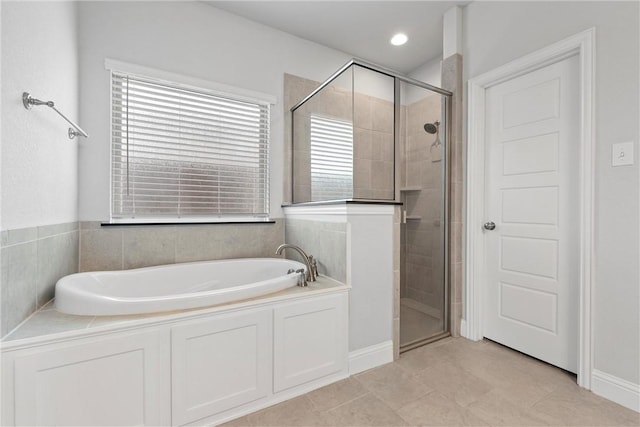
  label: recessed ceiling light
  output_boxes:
[390,33,408,46]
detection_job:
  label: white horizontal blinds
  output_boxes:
[111,72,269,218]
[310,115,353,200]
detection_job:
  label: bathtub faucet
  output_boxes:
[275,244,317,284]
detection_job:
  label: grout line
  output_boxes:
[174,226,178,264]
[320,391,373,413]
[78,227,82,271]
[35,230,40,310]
[1,238,38,248]
[86,316,98,329]
[394,388,439,416]
[1,229,79,249]
[40,299,56,311]
[3,307,40,340]
[120,229,125,269]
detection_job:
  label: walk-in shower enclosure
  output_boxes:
[291,60,452,350]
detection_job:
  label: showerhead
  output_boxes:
[423,120,440,134]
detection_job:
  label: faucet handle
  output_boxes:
[308,255,319,279]
[295,268,307,287]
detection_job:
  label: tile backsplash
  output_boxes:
[1,222,79,337]
[1,220,286,338]
[2,218,343,339]
[284,218,347,283]
[78,221,285,272]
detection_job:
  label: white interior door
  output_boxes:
[483,54,579,373]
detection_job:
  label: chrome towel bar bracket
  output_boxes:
[22,92,89,140]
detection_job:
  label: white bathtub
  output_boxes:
[55,258,307,316]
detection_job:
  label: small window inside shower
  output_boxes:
[290,63,395,203]
[309,115,353,200]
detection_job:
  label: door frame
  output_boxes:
[464,28,595,388]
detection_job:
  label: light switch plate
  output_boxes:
[612,141,634,166]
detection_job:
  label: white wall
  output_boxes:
[408,55,442,88]
[353,66,394,102]
[463,1,639,386]
[77,1,351,221]
[1,3,3,233]
[402,56,443,105]
[1,1,79,230]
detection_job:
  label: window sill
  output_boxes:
[101,219,276,227]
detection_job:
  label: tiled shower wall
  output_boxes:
[400,93,445,318]
[1,222,79,337]
[442,54,464,337]
[353,93,394,200]
[284,73,319,203]
[286,73,395,202]
[78,221,285,272]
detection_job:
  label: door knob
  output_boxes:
[483,221,496,231]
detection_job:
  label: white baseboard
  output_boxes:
[591,369,640,412]
[348,341,393,375]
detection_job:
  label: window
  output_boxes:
[111,71,270,221]
[310,115,353,200]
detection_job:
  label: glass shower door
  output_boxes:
[399,81,448,351]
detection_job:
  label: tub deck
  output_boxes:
[1,275,347,346]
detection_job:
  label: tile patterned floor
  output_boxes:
[220,337,639,427]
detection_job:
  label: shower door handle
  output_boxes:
[483,221,496,231]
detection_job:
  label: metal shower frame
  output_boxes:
[290,58,454,347]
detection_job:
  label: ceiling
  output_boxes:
[204,1,470,73]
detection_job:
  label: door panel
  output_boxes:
[502,133,559,176]
[502,78,560,128]
[500,236,558,279]
[484,55,579,373]
[502,186,558,225]
[499,282,557,332]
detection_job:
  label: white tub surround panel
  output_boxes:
[8,328,171,426]
[283,203,396,372]
[171,308,272,426]
[1,277,348,427]
[273,294,348,392]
